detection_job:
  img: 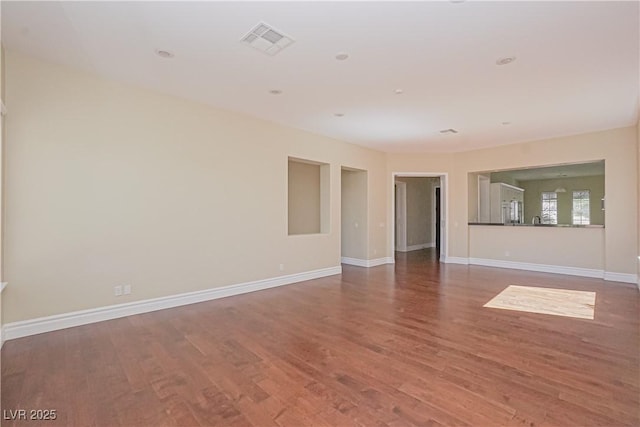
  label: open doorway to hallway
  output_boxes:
[393,174,446,261]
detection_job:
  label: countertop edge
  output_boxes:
[468,223,605,228]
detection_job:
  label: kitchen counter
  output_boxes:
[468,222,604,228]
[468,223,605,270]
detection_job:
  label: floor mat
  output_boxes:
[484,285,595,319]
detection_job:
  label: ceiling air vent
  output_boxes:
[241,22,295,56]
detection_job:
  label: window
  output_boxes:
[541,192,558,224]
[572,190,590,225]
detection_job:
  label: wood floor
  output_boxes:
[2,249,639,426]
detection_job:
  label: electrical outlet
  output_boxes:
[114,285,123,296]
[505,250,511,257]
[124,285,131,295]
[279,264,284,271]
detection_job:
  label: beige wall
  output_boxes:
[341,169,368,259]
[454,128,637,275]
[389,127,638,275]
[288,160,321,235]
[519,175,605,225]
[470,225,604,269]
[0,43,4,333]
[4,49,639,325]
[3,51,389,323]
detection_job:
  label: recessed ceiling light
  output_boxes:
[335,52,349,61]
[440,128,458,134]
[496,56,516,66]
[269,89,283,95]
[394,89,404,95]
[155,49,175,59]
[334,113,345,117]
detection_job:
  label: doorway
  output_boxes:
[392,173,447,261]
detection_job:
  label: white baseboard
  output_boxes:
[442,256,469,265]
[397,243,434,253]
[341,257,369,267]
[3,266,342,342]
[466,257,638,284]
[603,272,639,284]
[368,257,395,267]
[407,243,434,251]
[1,282,6,350]
[469,258,603,278]
[341,257,394,267]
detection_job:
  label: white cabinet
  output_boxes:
[490,183,524,224]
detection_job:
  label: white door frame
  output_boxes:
[394,181,407,252]
[391,172,448,261]
[433,185,440,250]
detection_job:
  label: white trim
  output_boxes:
[3,266,342,341]
[603,272,638,284]
[445,257,639,284]
[442,256,469,265]
[469,258,602,278]
[341,257,394,267]
[396,243,434,253]
[341,257,369,267]
[368,257,395,267]
[0,284,6,349]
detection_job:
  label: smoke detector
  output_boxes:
[241,22,295,56]
[440,128,458,134]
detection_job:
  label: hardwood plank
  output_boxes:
[2,248,638,426]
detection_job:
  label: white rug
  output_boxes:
[484,285,595,319]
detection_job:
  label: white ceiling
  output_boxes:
[2,1,639,153]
